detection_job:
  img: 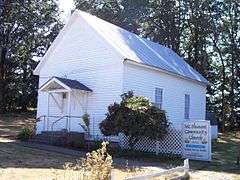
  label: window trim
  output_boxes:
[155,88,163,109]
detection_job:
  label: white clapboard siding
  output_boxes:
[123,62,206,129]
[36,17,124,134]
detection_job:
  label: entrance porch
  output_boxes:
[36,76,92,133]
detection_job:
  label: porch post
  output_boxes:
[47,92,50,131]
[67,91,71,131]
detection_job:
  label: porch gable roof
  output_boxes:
[39,76,92,92]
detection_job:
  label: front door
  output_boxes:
[48,92,68,131]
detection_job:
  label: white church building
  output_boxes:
[34,10,209,137]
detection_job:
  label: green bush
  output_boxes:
[100,91,170,149]
[87,140,102,151]
[80,113,90,135]
[17,126,34,141]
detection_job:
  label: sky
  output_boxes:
[58,0,75,21]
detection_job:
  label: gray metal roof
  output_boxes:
[54,77,92,92]
[78,10,209,85]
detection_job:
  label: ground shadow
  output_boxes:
[0,140,77,169]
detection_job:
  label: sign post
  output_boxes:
[183,120,211,161]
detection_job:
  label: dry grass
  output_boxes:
[0,113,239,179]
[0,112,35,138]
[0,137,154,180]
[0,138,76,179]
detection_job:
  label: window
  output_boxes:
[185,94,190,119]
[155,88,163,109]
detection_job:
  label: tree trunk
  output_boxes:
[211,37,226,132]
[20,60,28,112]
[229,49,236,129]
[128,136,138,151]
[220,59,226,132]
[237,143,240,165]
[0,47,6,113]
[229,20,237,129]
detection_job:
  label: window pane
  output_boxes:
[155,88,163,109]
[185,94,190,119]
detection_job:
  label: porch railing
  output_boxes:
[51,115,68,132]
[36,115,84,132]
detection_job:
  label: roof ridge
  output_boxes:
[76,9,168,52]
[75,10,129,58]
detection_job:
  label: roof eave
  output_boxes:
[73,88,93,93]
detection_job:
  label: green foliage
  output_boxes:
[17,126,34,141]
[100,91,170,149]
[0,0,62,113]
[88,140,102,151]
[80,113,90,135]
[73,138,85,149]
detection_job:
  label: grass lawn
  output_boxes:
[190,132,240,180]
[0,113,239,179]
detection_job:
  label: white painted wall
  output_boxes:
[122,62,207,129]
[36,17,124,134]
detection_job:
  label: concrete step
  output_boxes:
[32,135,64,141]
[30,136,66,145]
[36,135,65,139]
[39,131,85,138]
[28,138,52,145]
[41,131,67,136]
[32,137,51,141]
[30,131,85,147]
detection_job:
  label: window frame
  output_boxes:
[155,88,163,109]
[184,94,190,120]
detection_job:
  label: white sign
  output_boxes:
[183,120,211,161]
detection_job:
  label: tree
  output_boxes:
[75,0,183,50]
[74,0,149,34]
[221,0,240,129]
[208,0,240,130]
[179,0,217,124]
[141,0,183,53]
[100,91,170,149]
[0,0,62,113]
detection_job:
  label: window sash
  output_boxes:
[155,88,163,109]
[185,94,190,119]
